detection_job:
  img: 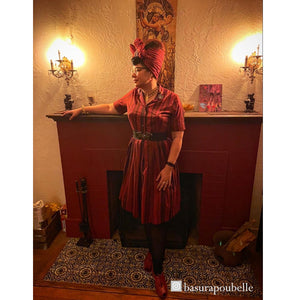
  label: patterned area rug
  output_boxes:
[44,238,261,297]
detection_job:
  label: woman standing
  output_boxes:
[63,38,185,299]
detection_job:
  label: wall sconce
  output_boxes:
[48,50,77,85]
[240,45,263,84]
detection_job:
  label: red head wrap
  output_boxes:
[130,38,165,79]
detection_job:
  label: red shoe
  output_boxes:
[144,252,152,272]
[152,271,168,299]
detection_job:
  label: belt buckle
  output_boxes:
[142,132,152,140]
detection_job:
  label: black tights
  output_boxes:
[144,223,168,275]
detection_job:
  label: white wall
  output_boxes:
[33,0,262,223]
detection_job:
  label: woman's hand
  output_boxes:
[156,165,173,191]
[62,108,82,120]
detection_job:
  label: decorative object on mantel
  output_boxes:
[182,103,194,111]
[244,93,255,112]
[240,44,263,84]
[199,84,222,112]
[48,50,77,85]
[88,96,95,106]
[64,94,74,110]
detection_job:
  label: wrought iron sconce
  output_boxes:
[48,50,77,85]
[240,45,263,83]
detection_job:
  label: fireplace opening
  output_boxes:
[107,171,202,248]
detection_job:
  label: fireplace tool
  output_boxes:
[76,177,93,247]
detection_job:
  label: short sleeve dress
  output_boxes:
[113,85,185,225]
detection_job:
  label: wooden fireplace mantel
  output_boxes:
[47,111,262,245]
[48,111,262,121]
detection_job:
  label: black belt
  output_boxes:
[133,131,168,141]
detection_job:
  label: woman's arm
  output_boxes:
[62,103,119,120]
[156,131,184,191]
[167,131,184,164]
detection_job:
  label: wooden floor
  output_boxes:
[33,231,262,300]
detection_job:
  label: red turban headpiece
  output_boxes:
[130,38,165,79]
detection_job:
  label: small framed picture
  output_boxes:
[199,84,222,112]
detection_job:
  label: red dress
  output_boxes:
[113,86,185,224]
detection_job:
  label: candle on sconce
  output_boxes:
[71,60,73,70]
[245,55,248,68]
[50,59,53,70]
[58,50,61,60]
[257,44,260,56]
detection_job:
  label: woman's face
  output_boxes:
[152,13,159,23]
[131,63,153,88]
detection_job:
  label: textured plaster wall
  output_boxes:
[176,0,263,111]
[33,0,262,223]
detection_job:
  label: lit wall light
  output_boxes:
[231,33,263,83]
[47,38,85,85]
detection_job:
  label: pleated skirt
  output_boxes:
[119,137,181,224]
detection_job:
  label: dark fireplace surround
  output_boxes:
[47,112,262,246]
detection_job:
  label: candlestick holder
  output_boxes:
[240,45,263,84]
[64,94,74,110]
[244,93,255,112]
[48,50,77,85]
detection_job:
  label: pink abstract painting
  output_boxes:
[199,84,222,112]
